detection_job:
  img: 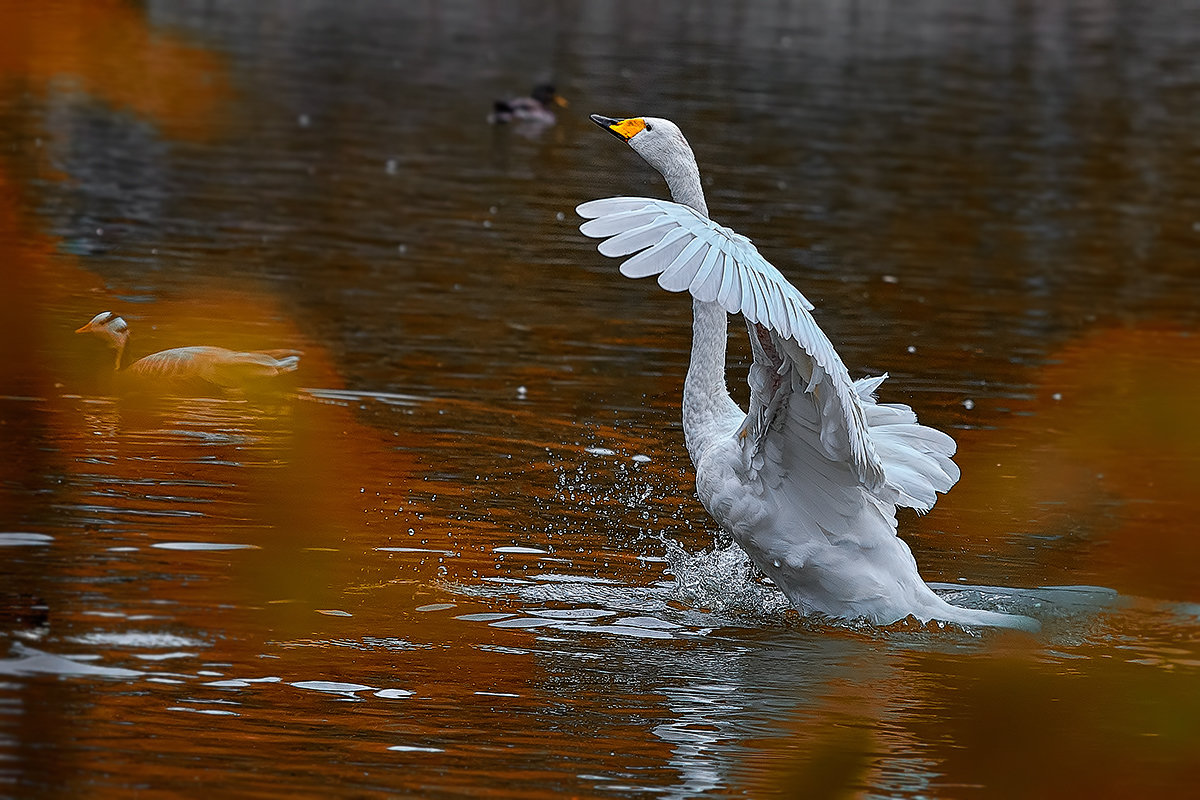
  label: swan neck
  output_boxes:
[659,144,728,460]
[661,152,709,219]
[683,298,734,462]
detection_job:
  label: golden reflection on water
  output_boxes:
[1,0,1198,797]
[942,325,1200,601]
[0,0,229,140]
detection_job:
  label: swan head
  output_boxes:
[590,114,693,172]
[75,311,130,352]
[590,114,706,215]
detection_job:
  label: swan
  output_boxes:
[487,84,568,125]
[74,311,301,394]
[577,115,1038,631]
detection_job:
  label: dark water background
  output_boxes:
[1,1,1198,796]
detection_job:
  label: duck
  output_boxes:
[74,311,301,395]
[487,83,568,125]
[577,115,1038,631]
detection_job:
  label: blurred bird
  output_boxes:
[487,83,568,125]
[578,115,1037,631]
[74,311,301,394]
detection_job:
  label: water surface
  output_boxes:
[2,1,1198,796]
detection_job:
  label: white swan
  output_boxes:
[578,115,1037,631]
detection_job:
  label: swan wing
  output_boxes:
[744,324,959,514]
[578,197,816,323]
[577,196,958,509]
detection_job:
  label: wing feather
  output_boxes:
[716,252,740,307]
[739,264,759,323]
[577,197,658,218]
[657,236,709,292]
[690,244,725,302]
[618,227,691,279]
[597,218,676,257]
[578,197,815,318]
[577,196,958,510]
[580,209,665,239]
[127,348,199,380]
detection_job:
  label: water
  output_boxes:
[2,0,1199,796]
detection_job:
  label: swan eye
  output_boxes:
[645,122,653,131]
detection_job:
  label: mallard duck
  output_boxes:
[577,115,1038,631]
[487,83,568,125]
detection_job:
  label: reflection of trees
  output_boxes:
[2,0,1198,795]
[16,0,1193,406]
[0,2,232,544]
[562,624,1197,797]
[933,325,1200,602]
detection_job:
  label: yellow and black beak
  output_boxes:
[590,114,646,141]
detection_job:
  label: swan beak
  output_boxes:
[553,94,569,108]
[74,323,91,334]
[590,114,645,141]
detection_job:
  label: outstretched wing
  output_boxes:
[578,197,817,332]
[577,196,958,511]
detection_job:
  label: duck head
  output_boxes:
[75,311,130,369]
[531,84,568,108]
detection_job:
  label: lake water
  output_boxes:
[2,0,1198,796]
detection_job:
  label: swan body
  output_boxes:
[488,84,568,125]
[75,311,301,394]
[578,115,1037,631]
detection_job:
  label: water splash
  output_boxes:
[660,536,792,618]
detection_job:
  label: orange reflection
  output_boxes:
[731,634,1198,798]
[943,325,1200,602]
[0,6,680,789]
[0,0,233,401]
[0,0,230,140]
[902,647,1200,799]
